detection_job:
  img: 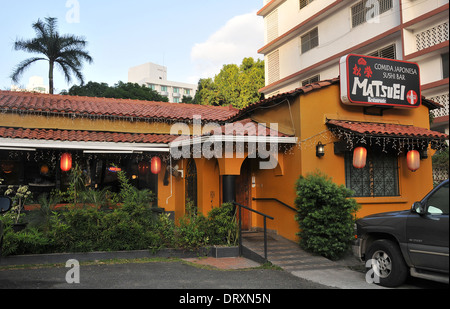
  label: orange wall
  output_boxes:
[242,84,436,241]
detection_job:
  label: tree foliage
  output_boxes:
[11,17,93,94]
[194,57,265,109]
[62,81,169,102]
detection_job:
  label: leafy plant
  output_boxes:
[295,171,360,260]
[4,185,32,224]
[80,187,110,209]
[27,193,60,231]
[207,203,239,246]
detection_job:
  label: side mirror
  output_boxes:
[412,201,426,215]
[0,197,12,214]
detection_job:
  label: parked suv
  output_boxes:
[354,179,449,287]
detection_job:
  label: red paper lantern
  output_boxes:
[60,153,72,172]
[353,147,367,169]
[151,157,161,175]
[407,150,420,172]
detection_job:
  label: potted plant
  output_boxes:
[4,185,32,232]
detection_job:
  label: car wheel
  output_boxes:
[366,239,408,287]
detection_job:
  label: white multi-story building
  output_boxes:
[128,62,197,103]
[258,0,449,134]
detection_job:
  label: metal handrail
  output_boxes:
[232,201,274,261]
[252,197,297,212]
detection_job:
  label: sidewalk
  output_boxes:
[183,256,261,270]
[241,232,387,289]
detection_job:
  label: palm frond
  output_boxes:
[10,57,47,83]
[11,17,93,92]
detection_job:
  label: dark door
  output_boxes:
[406,181,449,272]
[236,160,251,230]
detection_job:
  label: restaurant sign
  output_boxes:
[340,54,421,108]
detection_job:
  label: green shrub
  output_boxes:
[295,171,360,260]
[206,203,238,246]
[1,227,49,256]
[1,199,239,256]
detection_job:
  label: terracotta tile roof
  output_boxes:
[234,78,340,120]
[214,118,290,137]
[0,127,177,144]
[327,119,449,140]
[233,77,441,121]
[0,90,239,122]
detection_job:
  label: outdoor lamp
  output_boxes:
[407,150,420,172]
[60,153,72,172]
[151,157,162,174]
[316,142,325,157]
[353,147,367,169]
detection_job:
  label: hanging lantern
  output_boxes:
[60,153,72,172]
[138,161,150,175]
[407,150,420,172]
[40,165,49,175]
[151,157,161,174]
[353,147,367,169]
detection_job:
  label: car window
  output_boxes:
[426,182,449,215]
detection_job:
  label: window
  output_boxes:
[185,159,198,212]
[173,97,180,103]
[302,74,320,86]
[173,87,179,94]
[442,53,449,79]
[352,0,393,28]
[301,28,318,54]
[300,0,314,10]
[425,182,449,215]
[267,50,280,84]
[161,86,168,92]
[266,9,279,42]
[148,84,156,90]
[345,151,399,197]
[368,44,396,59]
[184,89,190,95]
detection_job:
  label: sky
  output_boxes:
[0,0,264,92]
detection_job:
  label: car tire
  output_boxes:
[366,239,408,287]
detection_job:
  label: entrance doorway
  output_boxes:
[236,159,251,230]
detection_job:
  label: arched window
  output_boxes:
[185,159,198,215]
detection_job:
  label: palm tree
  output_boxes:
[11,17,93,94]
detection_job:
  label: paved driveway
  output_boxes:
[0,259,330,290]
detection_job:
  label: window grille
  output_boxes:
[185,159,198,213]
[430,93,449,118]
[302,74,320,86]
[352,0,393,28]
[416,22,449,51]
[267,50,280,85]
[345,151,399,197]
[266,9,279,42]
[368,44,396,59]
[300,0,314,9]
[301,27,319,54]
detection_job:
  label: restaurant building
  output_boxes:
[0,56,448,241]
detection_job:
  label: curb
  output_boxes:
[0,247,214,267]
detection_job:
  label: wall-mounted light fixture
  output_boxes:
[316,142,325,157]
